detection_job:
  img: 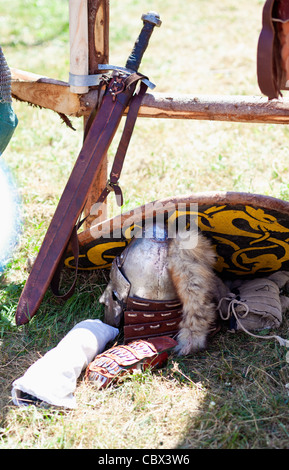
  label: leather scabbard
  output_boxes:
[15,76,139,325]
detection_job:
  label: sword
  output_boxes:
[15,11,161,325]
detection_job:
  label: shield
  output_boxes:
[64,191,289,280]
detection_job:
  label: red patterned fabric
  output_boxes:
[85,336,177,388]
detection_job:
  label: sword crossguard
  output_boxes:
[97,64,156,89]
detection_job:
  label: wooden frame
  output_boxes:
[11,72,289,124]
[10,0,289,227]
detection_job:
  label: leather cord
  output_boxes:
[217,294,289,347]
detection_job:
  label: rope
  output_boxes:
[217,295,289,348]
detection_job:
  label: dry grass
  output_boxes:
[2,321,289,449]
[1,0,289,450]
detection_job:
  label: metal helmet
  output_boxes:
[100,222,178,327]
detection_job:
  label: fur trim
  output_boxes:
[168,230,223,355]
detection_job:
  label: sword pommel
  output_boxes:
[141,11,162,28]
[125,11,162,73]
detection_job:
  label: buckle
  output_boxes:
[106,180,123,206]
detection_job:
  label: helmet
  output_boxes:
[100,222,180,330]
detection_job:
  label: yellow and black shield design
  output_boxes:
[64,192,289,279]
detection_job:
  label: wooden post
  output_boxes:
[83,0,109,229]
[69,0,89,94]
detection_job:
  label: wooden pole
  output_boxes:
[11,70,289,124]
[135,92,289,124]
[69,0,89,94]
[83,0,109,229]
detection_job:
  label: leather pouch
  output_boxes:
[257,0,289,98]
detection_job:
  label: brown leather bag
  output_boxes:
[257,0,289,99]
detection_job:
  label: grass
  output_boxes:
[1,0,289,449]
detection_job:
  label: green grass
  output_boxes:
[1,0,289,449]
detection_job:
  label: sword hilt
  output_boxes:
[125,11,161,72]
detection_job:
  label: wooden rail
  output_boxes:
[10,0,289,229]
[11,69,289,124]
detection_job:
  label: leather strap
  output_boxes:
[98,79,148,207]
[126,296,182,311]
[123,318,182,343]
[124,308,183,325]
[124,297,183,343]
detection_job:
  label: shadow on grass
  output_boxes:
[169,324,289,449]
[0,269,108,429]
[1,270,289,449]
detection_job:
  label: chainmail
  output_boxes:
[0,46,12,103]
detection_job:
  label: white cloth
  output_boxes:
[11,319,119,409]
